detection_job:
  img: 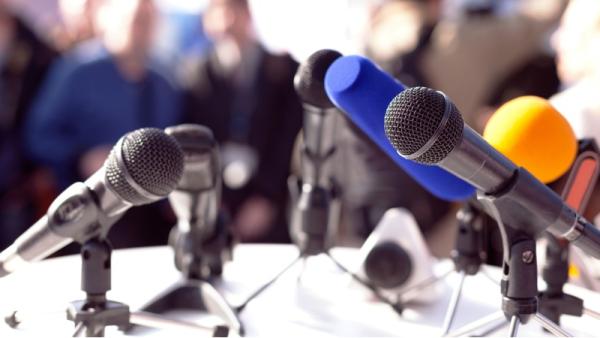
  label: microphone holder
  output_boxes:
[446,168,576,337]
[6,236,226,337]
[536,233,600,329]
[538,141,600,328]
[170,214,233,279]
[438,202,494,335]
[390,200,502,335]
[233,176,403,316]
[131,215,242,335]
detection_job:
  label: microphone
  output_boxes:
[165,124,230,278]
[483,96,577,184]
[324,55,475,201]
[290,49,342,254]
[295,49,341,188]
[384,87,600,259]
[166,124,221,240]
[0,128,185,277]
[482,97,600,313]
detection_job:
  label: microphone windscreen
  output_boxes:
[324,55,475,201]
[294,49,342,108]
[483,96,577,183]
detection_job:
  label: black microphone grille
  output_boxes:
[294,49,342,108]
[384,87,463,164]
[105,128,184,205]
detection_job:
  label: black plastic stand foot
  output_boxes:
[538,293,583,325]
[538,235,585,327]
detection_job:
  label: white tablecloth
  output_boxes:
[0,244,599,336]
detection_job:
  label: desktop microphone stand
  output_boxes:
[132,216,242,336]
[389,200,502,335]
[439,202,493,335]
[233,176,403,315]
[537,235,600,326]
[447,169,575,337]
[66,237,129,337]
[538,142,600,327]
[6,236,224,337]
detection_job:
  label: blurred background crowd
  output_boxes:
[0,0,596,257]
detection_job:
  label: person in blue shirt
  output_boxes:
[25,0,181,188]
[23,0,182,250]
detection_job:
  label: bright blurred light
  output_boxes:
[248,0,371,62]
[154,0,208,14]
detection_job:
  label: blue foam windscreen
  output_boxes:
[324,55,475,201]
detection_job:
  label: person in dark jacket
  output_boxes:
[182,0,303,242]
[0,4,57,249]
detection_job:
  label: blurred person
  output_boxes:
[551,0,600,223]
[552,0,600,143]
[368,0,563,130]
[0,3,57,248]
[425,0,564,130]
[182,0,302,242]
[24,0,182,249]
[366,0,441,87]
[54,0,101,50]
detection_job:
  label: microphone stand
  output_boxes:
[537,236,598,326]
[6,236,224,337]
[446,168,574,337]
[450,144,600,336]
[131,215,242,335]
[438,202,496,335]
[233,175,404,316]
[386,200,502,335]
[536,144,600,329]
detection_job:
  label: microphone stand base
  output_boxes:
[132,280,242,335]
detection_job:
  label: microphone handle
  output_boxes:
[301,105,337,187]
[0,216,71,277]
[0,182,106,278]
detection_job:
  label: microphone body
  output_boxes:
[0,129,185,277]
[384,87,600,259]
[301,104,338,188]
[166,124,231,278]
[290,50,343,254]
[324,55,474,201]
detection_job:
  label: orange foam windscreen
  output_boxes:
[483,96,577,183]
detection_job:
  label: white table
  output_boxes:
[0,244,599,336]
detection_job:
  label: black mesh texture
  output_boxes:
[294,49,342,108]
[105,128,184,205]
[165,124,218,191]
[384,87,464,164]
[364,241,412,289]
